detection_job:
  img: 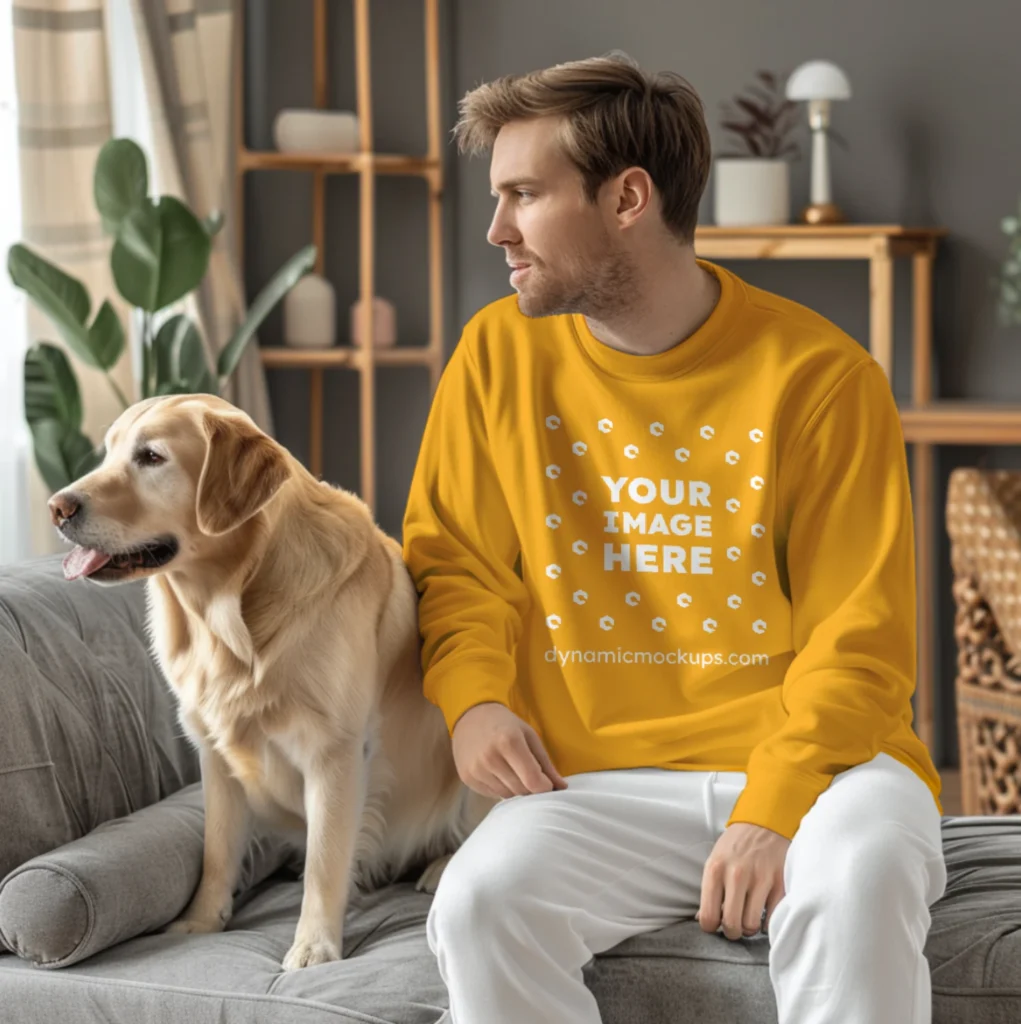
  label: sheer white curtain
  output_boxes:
[0,0,31,565]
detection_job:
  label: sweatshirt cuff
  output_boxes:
[424,661,515,735]
[726,766,830,840]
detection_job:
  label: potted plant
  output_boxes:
[996,200,1021,326]
[713,70,801,227]
[8,137,316,493]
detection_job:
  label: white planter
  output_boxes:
[283,274,336,348]
[273,110,359,154]
[713,158,790,226]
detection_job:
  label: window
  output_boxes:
[0,0,31,564]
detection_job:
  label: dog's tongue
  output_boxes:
[62,546,111,581]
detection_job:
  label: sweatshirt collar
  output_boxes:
[568,259,744,381]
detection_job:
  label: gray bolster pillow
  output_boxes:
[0,782,301,968]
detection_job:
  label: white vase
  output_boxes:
[283,274,335,349]
[713,158,790,226]
[273,110,359,154]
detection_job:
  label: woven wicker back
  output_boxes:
[946,468,1021,815]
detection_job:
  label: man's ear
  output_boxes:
[195,411,291,537]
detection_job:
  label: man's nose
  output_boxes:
[49,491,83,526]
[487,205,520,248]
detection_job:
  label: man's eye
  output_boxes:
[135,447,166,467]
[516,190,535,200]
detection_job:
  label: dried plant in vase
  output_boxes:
[718,70,802,160]
[996,200,1021,327]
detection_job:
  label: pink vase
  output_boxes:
[350,297,397,348]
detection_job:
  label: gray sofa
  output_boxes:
[0,556,1020,1024]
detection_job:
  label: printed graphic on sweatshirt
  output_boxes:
[540,413,770,642]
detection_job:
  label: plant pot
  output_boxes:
[283,274,336,348]
[351,296,397,348]
[713,158,790,227]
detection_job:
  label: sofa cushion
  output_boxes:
[588,815,1021,1024]
[0,783,302,968]
[0,816,1018,1024]
[0,556,199,889]
[926,814,1021,1019]
[0,878,447,1024]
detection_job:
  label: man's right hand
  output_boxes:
[451,702,569,799]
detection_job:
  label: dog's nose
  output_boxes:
[49,491,83,526]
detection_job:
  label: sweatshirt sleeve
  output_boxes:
[401,332,529,734]
[727,358,918,839]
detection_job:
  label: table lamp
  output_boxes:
[785,60,851,224]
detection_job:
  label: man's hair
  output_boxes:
[452,51,711,244]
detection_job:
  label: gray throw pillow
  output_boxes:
[0,782,302,968]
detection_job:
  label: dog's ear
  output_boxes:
[196,411,291,536]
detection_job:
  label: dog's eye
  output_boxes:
[135,447,166,468]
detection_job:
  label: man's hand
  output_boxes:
[697,823,790,940]
[451,702,568,799]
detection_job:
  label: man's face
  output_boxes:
[487,117,636,319]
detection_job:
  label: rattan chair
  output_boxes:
[946,467,1021,814]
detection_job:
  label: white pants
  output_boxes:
[427,752,946,1024]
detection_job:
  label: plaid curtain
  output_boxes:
[12,0,134,553]
[131,0,273,434]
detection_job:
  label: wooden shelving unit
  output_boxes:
[899,403,1021,444]
[260,346,441,369]
[234,0,445,512]
[695,224,1021,758]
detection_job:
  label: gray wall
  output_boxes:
[246,0,1021,769]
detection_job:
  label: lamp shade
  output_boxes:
[785,60,852,101]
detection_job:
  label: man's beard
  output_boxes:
[515,242,639,320]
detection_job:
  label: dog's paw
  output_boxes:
[164,915,226,936]
[283,937,341,970]
[415,853,453,894]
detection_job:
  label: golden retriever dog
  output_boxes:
[47,393,491,970]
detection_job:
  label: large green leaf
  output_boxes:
[195,369,218,395]
[218,244,316,380]
[177,328,217,395]
[72,440,105,478]
[141,336,153,400]
[23,343,82,430]
[153,314,217,395]
[8,243,95,364]
[30,420,72,493]
[155,381,195,396]
[29,419,98,493]
[151,320,176,391]
[85,300,125,370]
[110,196,212,312]
[8,244,125,372]
[94,138,148,235]
[113,202,160,301]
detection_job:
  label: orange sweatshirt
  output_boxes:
[402,259,941,839]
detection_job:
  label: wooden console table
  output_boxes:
[692,225,1021,756]
[694,224,942,384]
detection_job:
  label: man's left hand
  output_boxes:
[697,823,790,940]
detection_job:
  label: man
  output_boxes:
[401,51,946,1024]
